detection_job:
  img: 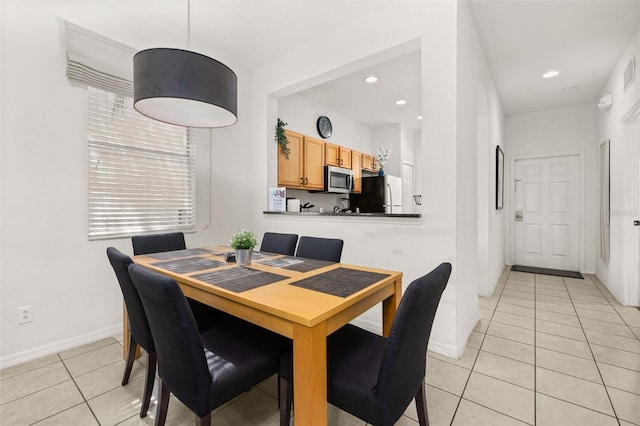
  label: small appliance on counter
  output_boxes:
[286,198,300,212]
[350,175,403,214]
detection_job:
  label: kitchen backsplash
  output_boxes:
[285,189,347,213]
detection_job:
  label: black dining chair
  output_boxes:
[131,232,186,256]
[131,232,231,331]
[279,262,452,426]
[106,247,157,418]
[295,236,344,262]
[128,264,291,426]
[260,232,298,256]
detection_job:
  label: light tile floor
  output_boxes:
[1,269,639,425]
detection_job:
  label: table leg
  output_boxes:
[122,303,140,360]
[382,278,402,337]
[292,322,327,425]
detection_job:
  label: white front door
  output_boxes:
[514,155,580,270]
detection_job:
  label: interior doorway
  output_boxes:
[512,154,581,271]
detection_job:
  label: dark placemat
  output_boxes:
[251,251,278,260]
[145,248,214,260]
[151,257,227,274]
[290,268,391,298]
[192,268,289,293]
[258,257,334,273]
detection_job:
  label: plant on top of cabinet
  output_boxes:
[275,118,290,159]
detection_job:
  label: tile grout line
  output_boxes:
[447,269,508,425]
[561,276,621,424]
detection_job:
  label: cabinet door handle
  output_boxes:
[300,177,304,184]
[305,177,309,185]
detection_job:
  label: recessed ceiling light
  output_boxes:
[364,76,378,84]
[396,99,407,106]
[417,115,423,120]
[543,70,559,79]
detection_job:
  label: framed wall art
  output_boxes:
[496,146,504,210]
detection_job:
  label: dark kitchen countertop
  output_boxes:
[263,211,421,218]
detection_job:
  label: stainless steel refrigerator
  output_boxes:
[350,175,403,214]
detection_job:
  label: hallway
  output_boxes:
[1,270,639,425]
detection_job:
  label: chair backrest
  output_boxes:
[132,232,186,255]
[128,264,212,417]
[260,232,298,256]
[375,262,452,424]
[295,236,344,262]
[106,247,154,352]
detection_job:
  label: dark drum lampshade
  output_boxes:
[133,48,237,128]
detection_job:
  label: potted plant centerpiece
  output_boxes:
[229,228,257,266]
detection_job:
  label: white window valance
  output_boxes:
[64,20,136,96]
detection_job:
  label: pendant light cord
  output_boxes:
[187,0,191,49]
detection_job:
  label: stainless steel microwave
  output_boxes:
[324,166,354,193]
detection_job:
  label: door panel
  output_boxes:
[514,155,580,270]
[523,224,542,255]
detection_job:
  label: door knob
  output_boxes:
[515,211,524,221]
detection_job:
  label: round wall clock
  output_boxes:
[316,116,332,139]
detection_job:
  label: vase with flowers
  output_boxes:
[229,228,257,266]
[377,144,393,176]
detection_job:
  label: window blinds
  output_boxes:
[88,87,196,240]
[65,21,197,240]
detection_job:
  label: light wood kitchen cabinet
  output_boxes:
[352,151,362,194]
[278,130,325,190]
[362,153,378,171]
[302,136,326,190]
[325,142,352,168]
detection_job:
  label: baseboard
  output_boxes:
[0,324,122,369]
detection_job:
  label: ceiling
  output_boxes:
[468,0,640,116]
[293,0,640,132]
[78,1,640,128]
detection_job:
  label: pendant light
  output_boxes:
[133,0,237,128]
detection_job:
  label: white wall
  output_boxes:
[1,0,506,365]
[250,1,463,356]
[0,3,253,366]
[278,93,373,154]
[455,0,505,341]
[504,103,599,275]
[597,23,640,306]
[251,1,504,357]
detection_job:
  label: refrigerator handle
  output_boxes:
[387,183,392,212]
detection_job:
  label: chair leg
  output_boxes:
[140,351,157,418]
[197,413,211,426]
[278,375,293,426]
[122,334,137,386]
[415,381,429,426]
[155,380,170,426]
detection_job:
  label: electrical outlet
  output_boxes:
[18,306,32,324]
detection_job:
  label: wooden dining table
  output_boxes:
[129,246,402,425]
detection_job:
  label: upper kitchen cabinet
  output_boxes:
[278,130,325,190]
[325,142,352,169]
[352,151,362,194]
[362,153,377,171]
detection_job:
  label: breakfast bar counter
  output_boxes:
[263,211,421,218]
